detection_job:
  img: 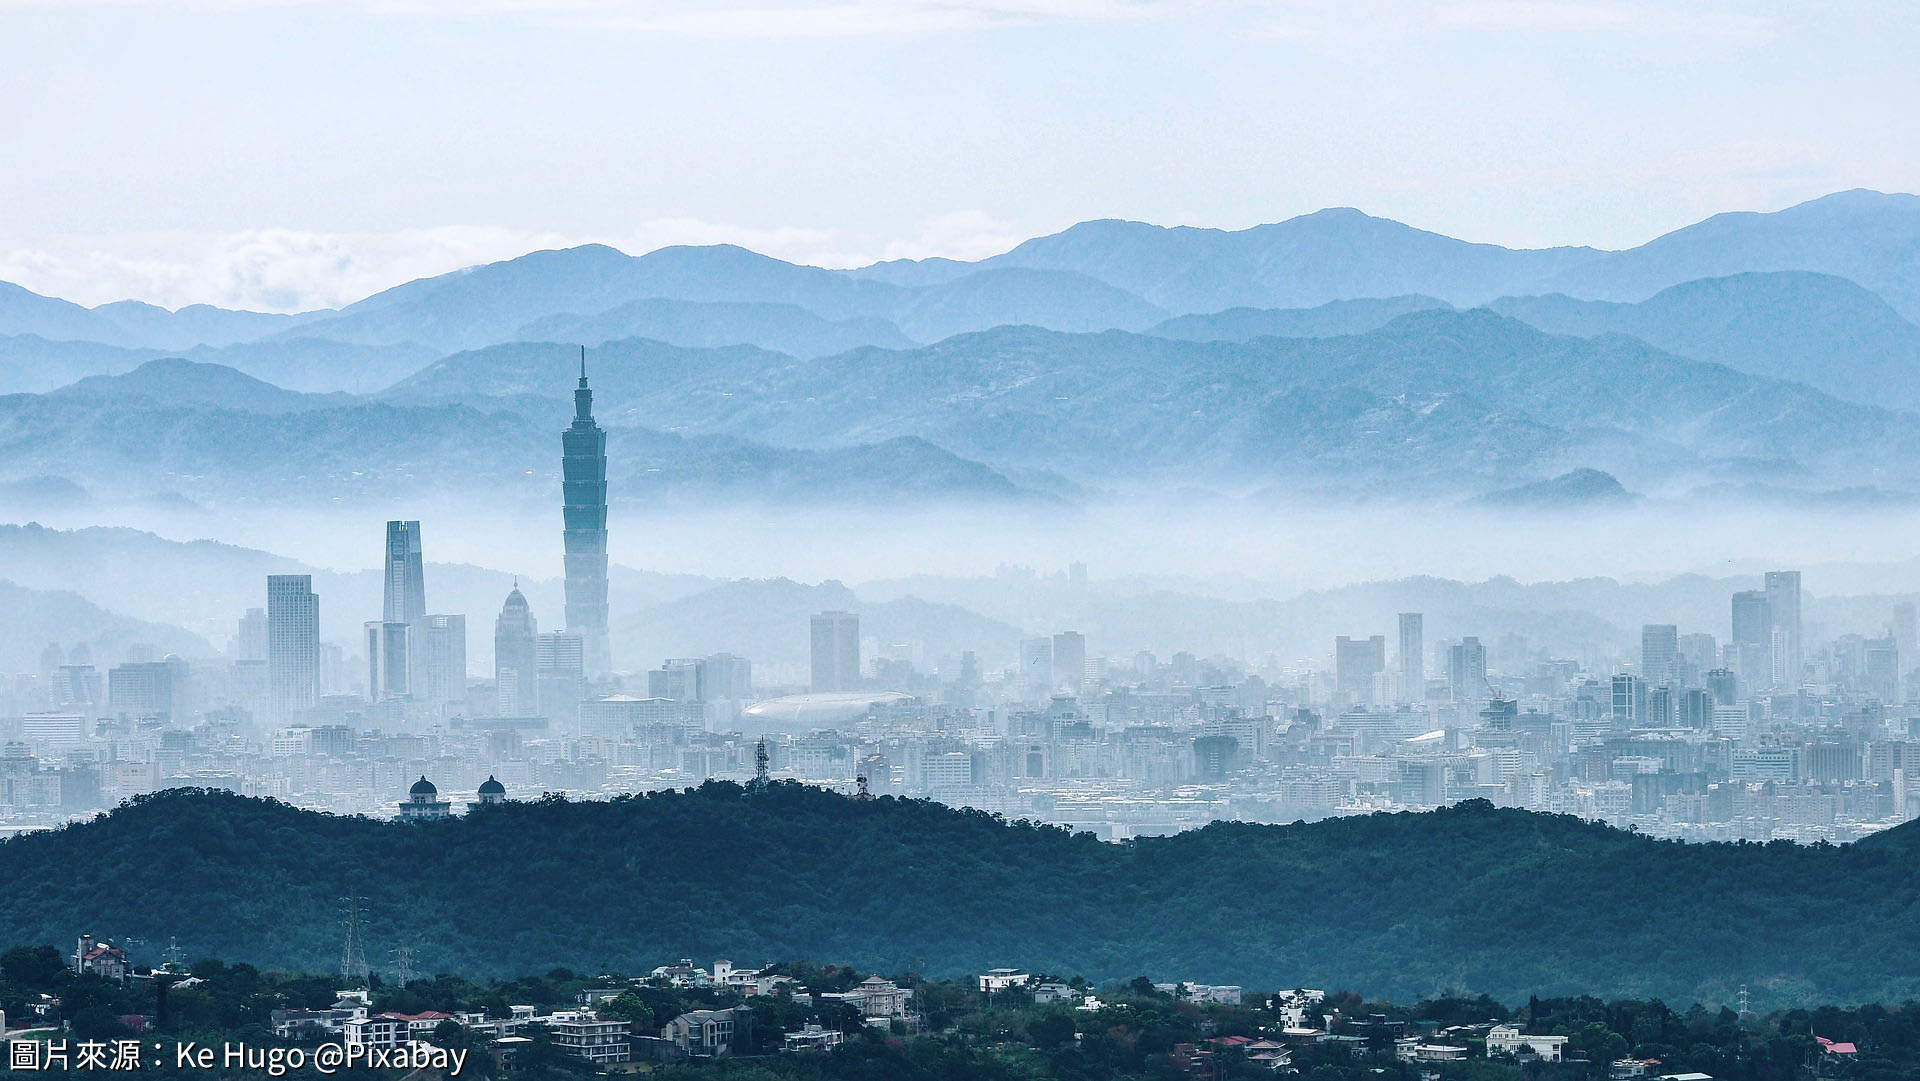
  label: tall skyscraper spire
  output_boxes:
[562,346,612,679]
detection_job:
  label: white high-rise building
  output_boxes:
[1397,613,1424,703]
[1765,570,1802,685]
[267,575,319,723]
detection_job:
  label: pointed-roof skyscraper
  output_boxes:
[562,347,612,678]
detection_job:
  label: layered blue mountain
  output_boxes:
[1147,295,1453,341]
[0,333,435,394]
[1490,271,1920,411]
[0,282,317,349]
[856,190,1920,321]
[1477,468,1636,509]
[909,209,1604,312]
[385,311,1920,496]
[0,359,1039,508]
[1536,189,1920,320]
[0,578,209,672]
[516,298,918,358]
[279,245,1165,353]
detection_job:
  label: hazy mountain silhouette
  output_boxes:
[52,358,351,413]
[1477,468,1636,508]
[0,282,317,349]
[516,298,918,357]
[1537,189,1920,320]
[1147,295,1453,341]
[0,578,211,671]
[0,364,1042,509]
[1491,271,1920,411]
[388,312,1920,496]
[864,210,1603,311]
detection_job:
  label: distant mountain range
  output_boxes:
[0,577,210,673]
[384,309,1920,496]
[4,189,1920,508]
[1490,271,1920,411]
[9,303,1920,513]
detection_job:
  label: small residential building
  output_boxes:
[782,1024,844,1052]
[1415,1045,1469,1062]
[662,1006,754,1058]
[1159,982,1242,1005]
[979,968,1030,993]
[72,936,129,981]
[343,1015,408,1052]
[270,1005,364,1040]
[548,1012,631,1065]
[651,959,709,987]
[1487,1024,1570,1062]
[1244,1039,1293,1071]
[819,975,911,1020]
[1033,982,1083,1004]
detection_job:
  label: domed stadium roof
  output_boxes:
[742,691,914,732]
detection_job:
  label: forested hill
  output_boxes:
[3,784,1917,1009]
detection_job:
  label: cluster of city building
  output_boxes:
[2,372,1915,846]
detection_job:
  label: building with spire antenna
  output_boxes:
[563,346,612,679]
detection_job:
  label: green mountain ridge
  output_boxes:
[4,785,1918,1009]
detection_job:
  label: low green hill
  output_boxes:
[3,784,1914,1009]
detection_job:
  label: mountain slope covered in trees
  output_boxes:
[4,785,1919,1009]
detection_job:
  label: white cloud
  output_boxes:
[1431,1,1774,40]
[0,0,1252,36]
[0,212,1035,312]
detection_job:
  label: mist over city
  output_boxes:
[6,3,1920,1078]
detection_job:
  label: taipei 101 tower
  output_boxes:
[562,347,612,678]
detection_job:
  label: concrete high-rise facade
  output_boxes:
[1895,602,1918,684]
[108,661,174,720]
[1448,636,1487,703]
[1018,636,1053,698]
[1641,624,1679,684]
[535,631,585,724]
[383,520,426,681]
[562,352,611,680]
[420,614,467,709]
[1397,613,1423,703]
[1765,570,1802,685]
[810,610,861,692]
[1051,631,1086,694]
[495,586,539,717]
[1730,589,1772,687]
[233,608,268,662]
[1335,635,1386,705]
[364,620,410,700]
[267,574,319,722]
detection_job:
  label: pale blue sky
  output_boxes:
[1,0,1915,310]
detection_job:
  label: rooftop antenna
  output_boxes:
[580,344,587,381]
